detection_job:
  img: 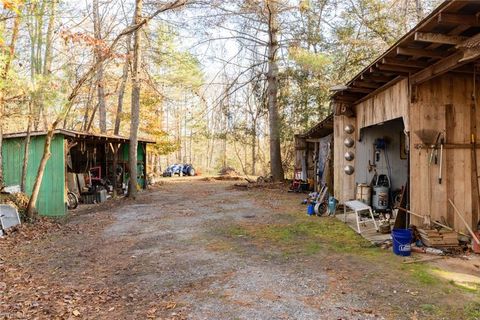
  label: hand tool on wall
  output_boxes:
[438,135,444,184]
[429,132,441,165]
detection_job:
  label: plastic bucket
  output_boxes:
[392,229,412,256]
[307,203,315,216]
[473,231,480,254]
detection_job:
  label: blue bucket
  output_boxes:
[392,229,412,256]
[307,203,315,216]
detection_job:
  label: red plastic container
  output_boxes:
[473,231,480,254]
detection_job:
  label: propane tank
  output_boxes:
[372,174,390,212]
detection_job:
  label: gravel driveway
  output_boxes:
[2,178,478,319]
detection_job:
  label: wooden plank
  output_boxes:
[414,32,467,45]
[352,81,379,89]
[446,103,456,227]
[382,58,428,68]
[411,51,466,85]
[396,47,445,58]
[376,63,420,73]
[361,73,393,83]
[349,87,374,94]
[333,114,356,204]
[354,79,409,130]
[438,13,480,27]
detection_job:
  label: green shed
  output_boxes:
[1,130,153,216]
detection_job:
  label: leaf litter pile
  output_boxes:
[0,215,185,319]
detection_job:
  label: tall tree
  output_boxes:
[93,0,107,133]
[128,0,143,199]
[0,9,21,189]
[265,0,284,181]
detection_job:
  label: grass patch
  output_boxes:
[465,302,480,320]
[253,217,379,255]
[403,265,437,285]
[217,216,383,258]
[419,304,439,315]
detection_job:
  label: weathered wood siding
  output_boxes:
[333,114,356,203]
[334,80,410,204]
[410,73,479,233]
[355,79,410,132]
[333,73,479,232]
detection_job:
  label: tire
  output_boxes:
[188,167,195,176]
[67,192,79,210]
[314,202,327,216]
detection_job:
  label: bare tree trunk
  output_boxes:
[113,143,119,197]
[415,0,424,22]
[114,38,130,135]
[0,11,21,189]
[266,1,284,181]
[128,0,143,199]
[86,103,99,132]
[43,0,56,75]
[26,129,54,219]
[93,0,107,133]
[21,104,33,192]
[251,123,257,176]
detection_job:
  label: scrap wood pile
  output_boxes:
[215,167,244,181]
[418,228,459,247]
[233,179,286,190]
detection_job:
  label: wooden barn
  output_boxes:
[330,0,480,234]
[294,114,333,192]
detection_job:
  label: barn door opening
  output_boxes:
[354,117,409,213]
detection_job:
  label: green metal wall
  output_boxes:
[120,142,146,188]
[2,135,66,216]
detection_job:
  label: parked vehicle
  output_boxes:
[162,164,196,177]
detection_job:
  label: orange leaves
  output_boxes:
[60,30,130,60]
[2,0,24,13]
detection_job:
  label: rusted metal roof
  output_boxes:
[333,0,480,105]
[2,129,155,144]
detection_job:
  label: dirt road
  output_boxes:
[1,178,479,319]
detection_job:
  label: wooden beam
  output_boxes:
[334,92,363,101]
[352,76,404,106]
[352,80,379,89]
[382,57,428,68]
[376,63,417,74]
[414,32,467,45]
[361,74,393,82]
[438,13,480,27]
[411,51,467,85]
[348,87,373,94]
[396,47,445,58]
